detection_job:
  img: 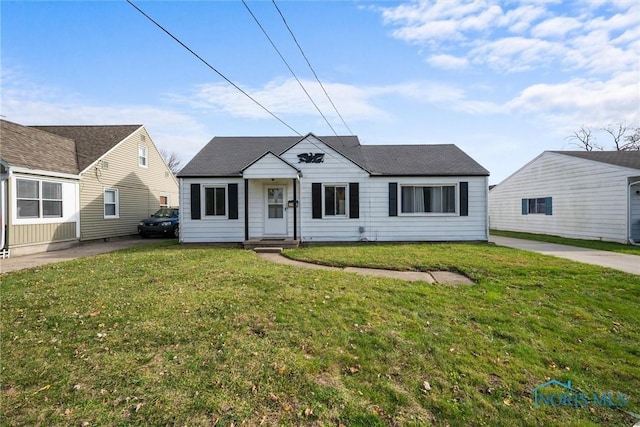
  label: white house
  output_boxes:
[489,151,640,244]
[177,133,489,244]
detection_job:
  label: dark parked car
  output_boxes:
[138,208,179,238]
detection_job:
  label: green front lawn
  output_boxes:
[1,241,638,426]
[490,229,640,256]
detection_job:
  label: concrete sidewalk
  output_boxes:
[489,235,640,275]
[256,252,475,285]
[0,238,154,274]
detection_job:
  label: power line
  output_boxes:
[271,0,354,135]
[126,0,302,136]
[241,0,339,137]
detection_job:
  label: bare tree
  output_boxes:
[566,125,601,151]
[567,123,640,151]
[602,123,628,151]
[622,127,640,151]
[160,149,182,175]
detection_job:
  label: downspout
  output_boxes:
[628,180,640,245]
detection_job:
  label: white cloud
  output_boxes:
[178,78,390,122]
[378,0,639,76]
[426,54,469,69]
[470,37,564,72]
[531,16,582,38]
[1,68,209,165]
[506,71,639,125]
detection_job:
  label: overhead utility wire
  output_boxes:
[126,0,301,136]
[271,0,354,135]
[241,0,339,137]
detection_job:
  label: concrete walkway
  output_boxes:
[489,235,640,275]
[0,238,153,274]
[256,252,475,285]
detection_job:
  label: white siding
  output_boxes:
[362,176,487,242]
[489,152,639,244]
[243,153,298,179]
[282,136,369,242]
[180,178,244,243]
[180,135,489,243]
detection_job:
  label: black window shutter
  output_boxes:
[459,182,468,216]
[228,183,238,219]
[521,199,528,215]
[312,183,322,219]
[389,183,398,216]
[190,184,201,220]
[349,183,359,219]
[545,197,553,216]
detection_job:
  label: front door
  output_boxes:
[264,186,287,236]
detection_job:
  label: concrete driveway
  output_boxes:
[489,235,640,275]
[0,238,155,274]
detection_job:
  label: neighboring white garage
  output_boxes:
[489,151,640,244]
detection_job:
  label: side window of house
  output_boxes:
[324,185,346,216]
[16,179,63,219]
[104,188,119,218]
[138,145,148,168]
[159,195,169,208]
[522,197,552,215]
[205,187,226,216]
[401,185,456,213]
[42,181,63,217]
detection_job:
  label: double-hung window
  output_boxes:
[324,185,346,216]
[138,145,148,168]
[205,187,226,217]
[401,185,456,214]
[16,179,63,219]
[104,188,119,218]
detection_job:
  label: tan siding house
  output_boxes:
[1,120,178,257]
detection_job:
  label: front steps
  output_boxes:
[243,238,300,250]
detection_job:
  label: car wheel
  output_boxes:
[172,225,179,239]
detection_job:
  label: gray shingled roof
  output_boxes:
[178,135,489,177]
[0,119,80,175]
[551,151,640,170]
[32,125,142,172]
[362,144,489,176]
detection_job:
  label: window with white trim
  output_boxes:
[138,145,148,167]
[16,179,63,219]
[401,185,456,214]
[159,195,169,208]
[324,185,346,216]
[104,188,119,218]
[204,187,226,216]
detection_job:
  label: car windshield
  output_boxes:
[152,209,177,218]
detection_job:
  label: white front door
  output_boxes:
[264,186,287,236]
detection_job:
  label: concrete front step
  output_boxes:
[243,239,300,250]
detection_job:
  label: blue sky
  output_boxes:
[2,0,638,184]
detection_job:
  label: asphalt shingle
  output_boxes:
[1,119,79,175]
[551,151,640,170]
[32,125,142,172]
[178,134,489,177]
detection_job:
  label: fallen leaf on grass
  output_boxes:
[89,311,100,317]
[422,381,431,393]
[33,384,50,394]
[503,398,511,406]
[347,365,360,374]
[304,407,314,417]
